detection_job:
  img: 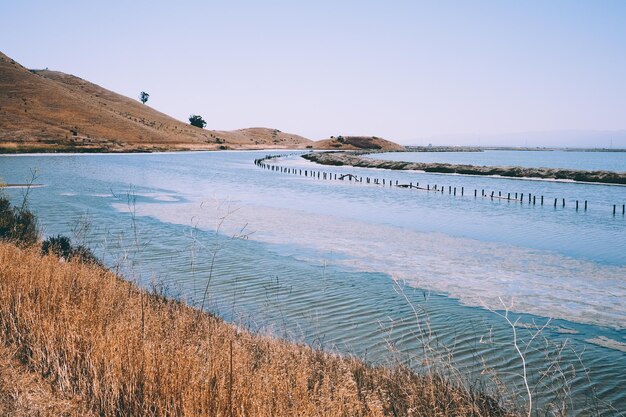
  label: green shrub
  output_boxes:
[41,235,72,259]
[0,196,39,247]
[42,234,101,265]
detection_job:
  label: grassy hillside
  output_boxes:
[1,52,409,153]
[0,242,514,416]
[0,191,511,416]
[0,52,312,152]
[314,135,405,151]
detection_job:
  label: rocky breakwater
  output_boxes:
[302,152,626,185]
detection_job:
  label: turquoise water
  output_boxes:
[368,150,626,172]
[1,151,624,415]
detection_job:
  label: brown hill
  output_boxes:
[314,135,405,151]
[0,52,312,152]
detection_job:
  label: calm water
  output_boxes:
[368,150,626,172]
[1,151,625,415]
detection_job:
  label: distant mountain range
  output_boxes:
[411,130,626,149]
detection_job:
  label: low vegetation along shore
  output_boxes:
[0,196,515,416]
[303,152,626,185]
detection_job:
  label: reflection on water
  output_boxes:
[119,200,626,330]
[1,151,624,415]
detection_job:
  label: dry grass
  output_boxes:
[314,136,405,151]
[1,52,411,153]
[0,343,95,417]
[0,52,312,152]
[0,242,516,416]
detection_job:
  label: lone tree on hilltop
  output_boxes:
[189,115,207,129]
[139,91,149,104]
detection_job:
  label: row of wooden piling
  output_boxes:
[254,155,625,216]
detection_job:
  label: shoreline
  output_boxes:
[402,145,626,153]
[0,145,309,155]
[0,184,44,188]
[302,152,626,185]
[3,144,626,156]
[0,241,515,416]
[0,148,310,157]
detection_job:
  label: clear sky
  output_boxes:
[2,0,626,146]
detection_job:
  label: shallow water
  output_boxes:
[1,151,624,415]
[368,149,626,172]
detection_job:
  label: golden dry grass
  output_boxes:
[1,51,411,153]
[0,342,95,417]
[0,52,313,152]
[314,136,405,151]
[0,242,514,416]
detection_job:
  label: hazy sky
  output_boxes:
[2,1,626,145]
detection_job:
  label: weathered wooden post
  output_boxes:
[554,198,557,207]
[474,189,477,197]
[461,187,464,196]
[529,193,532,203]
[507,192,510,200]
[427,184,430,190]
[498,191,501,197]
[584,200,587,210]
[491,191,494,199]
[541,196,544,205]
[533,196,536,205]
[613,205,616,215]
[521,193,524,202]
[576,200,579,211]
[454,187,456,195]
[562,198,565,208]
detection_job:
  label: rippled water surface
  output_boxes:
[1,151,624,415]
[368,150,626,172]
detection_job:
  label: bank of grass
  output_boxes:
[0,192,517,416]
[0,242,519,416]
